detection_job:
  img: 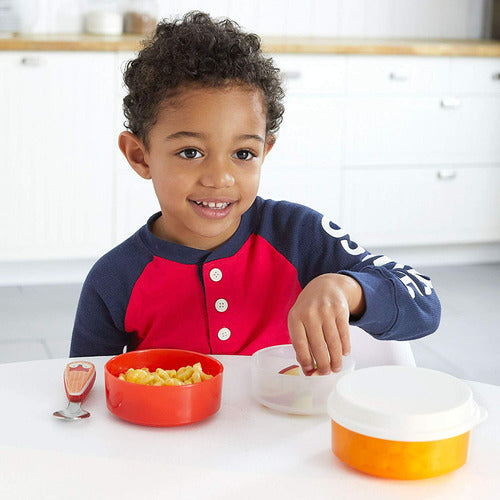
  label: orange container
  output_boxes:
[331,421,470,479]
[105,349,223,427]
[327,366,487,480]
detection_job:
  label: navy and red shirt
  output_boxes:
[70,197,440,357]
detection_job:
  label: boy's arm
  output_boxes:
[70,280,129,357]
[293,214,440,374]
[262,201,441,375]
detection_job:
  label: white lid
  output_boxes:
[327,365,487,441]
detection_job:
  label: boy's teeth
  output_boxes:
[196,201,229,209]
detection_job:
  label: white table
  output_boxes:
[0,355,498,500]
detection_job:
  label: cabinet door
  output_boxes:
[258,94,343,218]
[344,96,457,166]
[257,54,345,218]
[346,55,450,95]
[340,166,500,246]
[271,54,347,95]
[0,52,115,260]
[114,52,160,242]
[450,96,500,163]
[450,57,500,95]
[449,57,500,163]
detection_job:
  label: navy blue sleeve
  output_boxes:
[257,199,441,341]
[70,232,153,357]
[70,273,128,357]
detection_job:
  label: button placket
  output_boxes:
[205,264,232,345]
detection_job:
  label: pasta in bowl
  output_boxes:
[118,363,214,386]
[105,349,223,426]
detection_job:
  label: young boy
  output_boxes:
[70,12,440,375]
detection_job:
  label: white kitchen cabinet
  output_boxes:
[448,58,500,164]
[259,94,344,217]
[258,54,345,218]
[273,54,347,95]
[340,166,500,246]
[344,96,456,166]
[344,95,500,166]
[344,55,500,166]
[341,55,500,247]
[0,51,115,260]
[450,96,500,164]
[346,56,450,95]
[450,57,500,95]
[114,158,160,243]
[114,52,160,243]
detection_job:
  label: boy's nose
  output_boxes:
[200,159,235,188]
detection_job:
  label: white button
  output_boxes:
[215,298,228,312]
[217,328,231,341]
[209,268,222,282]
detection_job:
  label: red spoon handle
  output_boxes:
[64,361,96,403]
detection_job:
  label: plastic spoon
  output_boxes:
[53,361,96,420]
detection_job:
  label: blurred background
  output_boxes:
[0,1,499,385]
[1,0,497,38]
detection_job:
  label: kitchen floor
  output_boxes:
[1,263,499,386]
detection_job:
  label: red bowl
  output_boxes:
[104,349,224,427]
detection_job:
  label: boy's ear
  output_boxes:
[263,134,276,158]
[118,131,151,179]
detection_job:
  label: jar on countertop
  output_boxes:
[123,0,158,35]
[84,0,123,36]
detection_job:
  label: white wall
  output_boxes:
[20,0,489,39]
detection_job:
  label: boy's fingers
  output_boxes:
[323,321,343,373]
[306,321,331,375]
[288,318,314,373]
[336,315,351,356]
[288,303,351,375]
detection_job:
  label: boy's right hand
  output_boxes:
[287,273,364,375]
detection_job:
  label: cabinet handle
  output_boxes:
[492,73,500,81]
[389,71,409,81]
[282,70,302,80]
[20,56,44,67]
[437,169,457,180]
[440,97,461,109]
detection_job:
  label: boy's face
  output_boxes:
[121,84,273,250]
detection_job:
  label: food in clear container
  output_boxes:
[251,344,354,415]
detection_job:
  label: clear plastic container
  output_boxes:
[251,344,355,415]
[327,365,488,479]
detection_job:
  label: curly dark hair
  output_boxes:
[122,11,285,148]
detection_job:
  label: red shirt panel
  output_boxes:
[124,234,302,354]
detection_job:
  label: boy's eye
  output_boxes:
[233,150,255,161]
[179,148,202,159]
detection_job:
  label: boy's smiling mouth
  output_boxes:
[193,200,231,209]
[189,198,236,218]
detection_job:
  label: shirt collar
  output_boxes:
[138,198,260,264]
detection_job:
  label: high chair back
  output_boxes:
[349,326,416,368]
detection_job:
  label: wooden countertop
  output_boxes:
[1,34,500,57]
